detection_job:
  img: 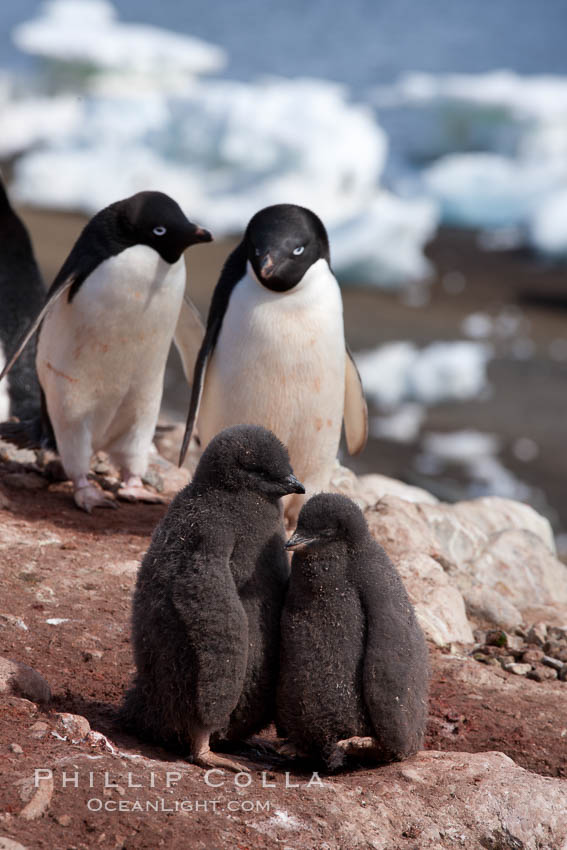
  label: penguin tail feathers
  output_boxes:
[0,416,55,451]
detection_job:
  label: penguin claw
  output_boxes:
[330,736,381,766]
[74,483,118,513]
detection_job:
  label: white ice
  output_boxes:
[2,0,438,288]
[13,0,226,81]
[355,340,492,408]
[370,403,425,443]
[418,429,532,501]
[375,70,567,256]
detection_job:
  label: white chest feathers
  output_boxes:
[199,258,346,482]
[37,245,186,428]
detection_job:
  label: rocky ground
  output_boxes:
[0,438,566,850]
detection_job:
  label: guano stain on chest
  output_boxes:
[46,361,78,383]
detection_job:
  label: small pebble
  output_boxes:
[9,743,23,754]
[503,663,532,676]
[56,814,71,827]
[542,655,564,672]
[522,648,544,664]
[2,472,48,491]
[486,630,508,648]
[527,665,557,682]
[82,649,103,662]
[505,635,525,653]
[527,623,547,646]
[473,653,499,666]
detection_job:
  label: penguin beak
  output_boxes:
[191,225,213,244]
[259,252,275,280]
[285,531,318,551]
[282,473,305,495]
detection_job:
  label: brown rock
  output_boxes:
[522,648,544,664]
[0,613,28,632]
[82,649,104,662]
[19,772,53,821]
[55,712,91,740]
[0,658,51,703]
[0,485,10,509]
[527,665,558,682]
[542,656,563,672]
[486,629,508,647]
[2,473,48,491]
[0,838,29,850]
[395,553,473,646]
[464,587,523,631]
[503,662,532,676]
[527,622,548,646]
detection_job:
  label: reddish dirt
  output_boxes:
[0,478,566,849]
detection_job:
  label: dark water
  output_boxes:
[2,1,567,84]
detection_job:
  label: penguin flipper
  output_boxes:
[343,345,368,455]
[172,548,248,727]
[0,274,75,384]
[178,315,220,465]
[173,291,205,384]
[178,239,248,466]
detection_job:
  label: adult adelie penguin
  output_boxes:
[0,191,211,512]
[0,176,45,423]
[121,424,305,770]
[179,203,368,527]
[277,492,429,772]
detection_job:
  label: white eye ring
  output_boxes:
[293,245,305,256]
[254,248,261,256]
[153,226,167,236]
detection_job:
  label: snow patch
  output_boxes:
[355,341,492,408]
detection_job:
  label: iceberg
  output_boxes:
[13,0,227,84]
[4,0,439,287]
[373,70,567,258]
[420,152,565,229]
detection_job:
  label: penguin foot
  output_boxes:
[192,748,254,773]
[117,483,167,504]
[274,740,308,760]
[74,482,118,513]
[329,736,381,769]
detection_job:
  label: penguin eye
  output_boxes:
[153,226,167,236]
[254,248,261,257]
[292,246,305,256]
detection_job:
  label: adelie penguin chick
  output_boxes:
[179,203,368,527]
[0,191,211,512]
[277,493,429,772]
[0,176,45,424]
[121,424,305,771]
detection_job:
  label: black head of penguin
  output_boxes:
[245,204,330,292]
[64,191,212,302]
[192,424,305,500]
[286,492,369,555]
[114,191,212,264]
